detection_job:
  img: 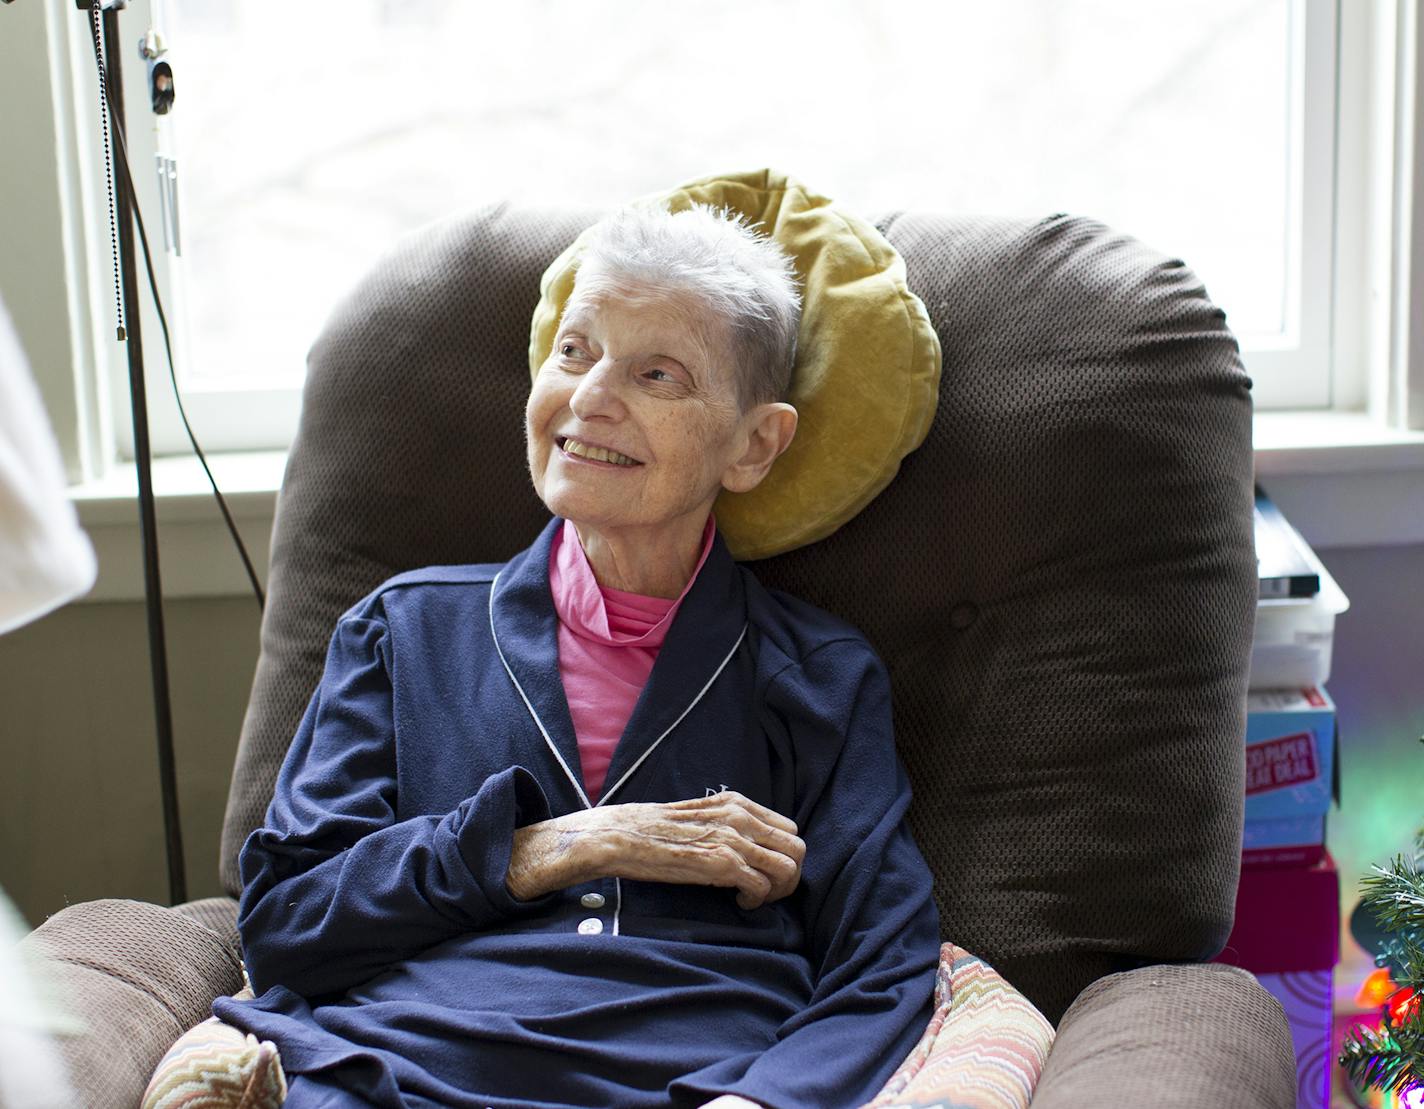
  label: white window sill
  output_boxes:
[1253,410,1424,474]
[1252,410,1424,552]
[69,450,289,525]
[66,412,1424,603]
[69,451,284,604]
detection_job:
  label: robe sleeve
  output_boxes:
[669,638,942,1109]
[234,604,562,1001]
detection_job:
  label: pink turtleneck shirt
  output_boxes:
[548,515,717,804]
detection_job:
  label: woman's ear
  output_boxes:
[722,403,798,494]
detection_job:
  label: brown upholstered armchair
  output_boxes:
[23,200,1297,1107]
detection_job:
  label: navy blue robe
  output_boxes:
[212,516,941,1109]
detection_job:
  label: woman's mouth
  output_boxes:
[556,436,642,468]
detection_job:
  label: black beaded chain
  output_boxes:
[89,0,125,341]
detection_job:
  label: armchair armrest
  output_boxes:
[171,895,242,964]
[1028,963,1296,1108]
[20,897,245,1109]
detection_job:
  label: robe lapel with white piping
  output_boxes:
[489,514,749,811]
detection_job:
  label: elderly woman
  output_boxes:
[212,202,942,1109]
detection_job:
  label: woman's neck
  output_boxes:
[571,513,710,599]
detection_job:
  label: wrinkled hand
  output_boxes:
[507,790,805,910]
[585,789,805,910]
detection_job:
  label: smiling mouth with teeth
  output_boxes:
[557,436,643,467]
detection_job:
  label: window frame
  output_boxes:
[19,0,1418,474]
[1240,0,1336,410]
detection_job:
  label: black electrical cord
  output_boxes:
[85,10,266,612]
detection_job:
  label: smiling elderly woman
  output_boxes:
[211,203,943,1109]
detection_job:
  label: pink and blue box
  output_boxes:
[1240,686,1337,870]
[1214,685,1340,1109]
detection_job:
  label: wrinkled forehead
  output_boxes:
[562,274,731,370]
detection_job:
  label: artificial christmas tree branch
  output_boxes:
[1340,737,1424,1098]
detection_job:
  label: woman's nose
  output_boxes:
[568,358,627,421]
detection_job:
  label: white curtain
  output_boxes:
[0,291,96,1106]
[0,294,96,635]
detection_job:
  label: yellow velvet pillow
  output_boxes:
[528,167,942,561]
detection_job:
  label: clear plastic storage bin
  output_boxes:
[1249,557,1350,691]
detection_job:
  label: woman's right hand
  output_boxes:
[506,791,805,911]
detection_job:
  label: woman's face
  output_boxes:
[526,278,748,537]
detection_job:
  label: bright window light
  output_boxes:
[167,0,1295,389]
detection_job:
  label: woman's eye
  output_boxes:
[645,367,672,382]
[559,342,579,357]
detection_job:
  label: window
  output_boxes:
[27,0,1383,461]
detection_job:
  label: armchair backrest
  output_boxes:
[221,203,1255,1024]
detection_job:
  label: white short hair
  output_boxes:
[572,200,802,410]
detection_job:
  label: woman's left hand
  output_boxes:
[698,1097,765,1109]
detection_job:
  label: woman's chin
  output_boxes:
[536,474,711,535]
[538,488,629,530]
